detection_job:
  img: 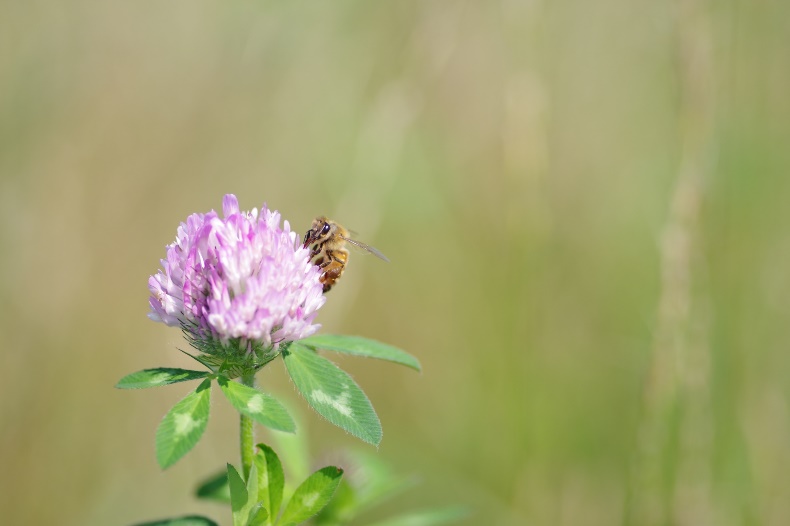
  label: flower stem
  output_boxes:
[240,372,256,480]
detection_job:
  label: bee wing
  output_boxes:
[341,236,390,262]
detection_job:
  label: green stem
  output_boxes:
[240,372,256,480]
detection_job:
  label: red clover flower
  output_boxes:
[148,194,325,374]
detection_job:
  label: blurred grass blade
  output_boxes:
[313,479,356,524]
[367,507,469,526]
[155,379,211,469]
[278,466,344,526]
[283,343,382,445]
[131,516,219,526]
[300,335,421,371]
[268,413,311,483]
[345,450,414,513]
[116,368,209,389]
[254,443,285,524]
[195,470,230,503]
[217,376,296,433]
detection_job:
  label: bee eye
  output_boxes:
[321,223,331,235]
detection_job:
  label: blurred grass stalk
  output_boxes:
[630,0,715,524]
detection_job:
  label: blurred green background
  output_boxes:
[2,1,790,525]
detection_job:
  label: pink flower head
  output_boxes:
[148,195,325,352]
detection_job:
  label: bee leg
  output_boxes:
[312,253,331,269]
[322,261,343,281]
[320,261,344,293]
[318,250,348,293]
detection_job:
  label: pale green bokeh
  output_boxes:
[1,1,789,525]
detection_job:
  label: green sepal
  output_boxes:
[300,334,421,371]
[278,466,344,526]
[116,368,209,389]
[177,348,219,371]
[217,376,296,433]
[283,343,382,445]
[155,379,211,469]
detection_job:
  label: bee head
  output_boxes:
[303,216,333,248]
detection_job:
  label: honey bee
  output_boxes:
[303,216,389,292]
